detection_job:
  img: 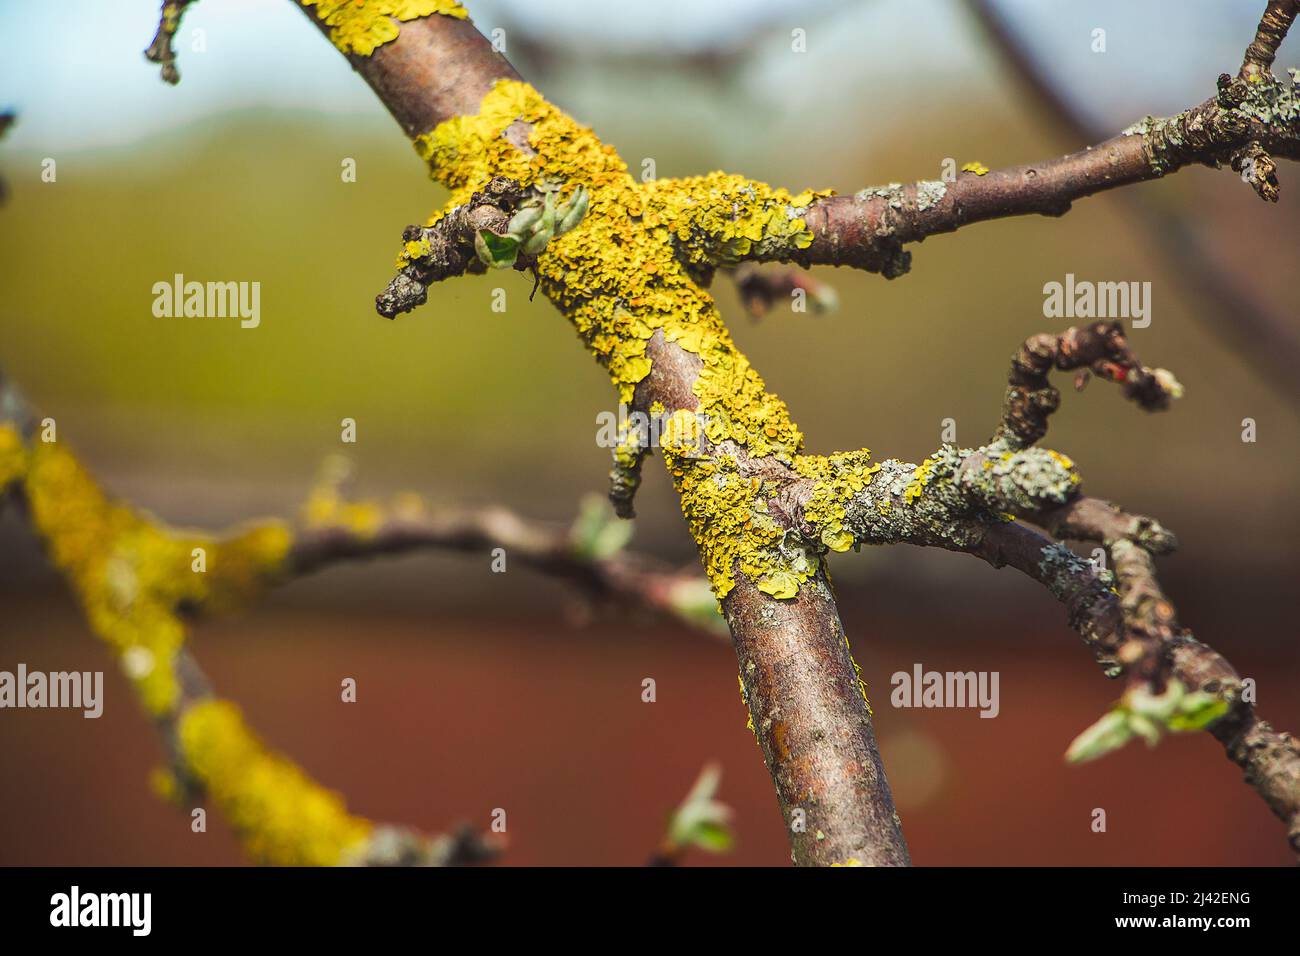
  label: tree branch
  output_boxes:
[288,0,912,865]
[680,2,1300,278]
[772,319,1300,854]
[275,0,1300,864]
[965,0,1300,407]
[0,368,721,864]
[144,0,197,84]
[1242,0,1300,79]
[795,75,1299,275]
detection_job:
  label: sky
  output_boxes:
[0,0,1286,153]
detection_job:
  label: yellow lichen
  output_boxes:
[301,483,384,538]
[843,632,872,715]
[902,455,940,505]
[738,674,756,736]
[797,450,880,553]
[0,419,380,865]
[302,0,467,57]
[0,424,25,488]
[409,80,841,600]
[961,160,990,175]
[13,438,289,714]
[179,699,372,865]
[1048,449,1077,474]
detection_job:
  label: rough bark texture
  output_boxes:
[284,0,1300,863]
[292,0,913,865]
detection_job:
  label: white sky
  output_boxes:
[0,0,1286,152]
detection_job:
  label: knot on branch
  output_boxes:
[144,0,197,85]
[994,321,1180,450]
[608,426,649,519]
[1140,104,1250,174]
[376,177,589,318]
[1240,0,1300,79]
[1232,141,1282,200]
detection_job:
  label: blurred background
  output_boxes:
[1,0,1297,865]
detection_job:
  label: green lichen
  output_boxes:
[959,447,1081,514]
[1235,71,1300,127]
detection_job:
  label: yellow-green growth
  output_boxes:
[797,449,881,552]
[842,631,872,715]
[738,674,756,737]
[10,436,289,713]
[302,0,467,57]
[0,424,24,488]
[409,80,840,601]
[1,424,380,864]
[903,454,941,505]
[179,700,372,865]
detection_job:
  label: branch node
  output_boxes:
[144,0,196,85]
[1231,141,1282,201]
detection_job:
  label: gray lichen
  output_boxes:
[914,180,947,212]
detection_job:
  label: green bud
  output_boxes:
[569,494,633,561]
[556,186,590,235]
[1128,681,1183,722]
[520,224,553,257]
[666,764,734,855]
[1168,691,1229,731]
[474,229,520,269]
[1127,712,1161,747]
[540,189,558,232]
[1065,710,1133,763]
[507,204,543,236]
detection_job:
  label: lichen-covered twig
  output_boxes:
[785,71,1300,275]
[969,520,1300,855]
[376,176,526,317]
[274,0,1300,865]
[144,0,197,85]
[289,460,725,635]
[992,321,1179,451]
[0,371,502,865]
[0,369,720,865]
[703,10,1300,279]
[1242,0,1300,79]
[965,0,1300,405]
[291,0,909,866]
[377,176,589,317]
[607,423,650,520]
[774,322,1300,854]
